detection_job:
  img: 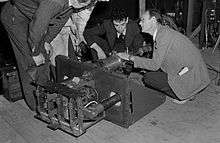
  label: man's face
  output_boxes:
[113,18,128,34]
[139,11,156,33]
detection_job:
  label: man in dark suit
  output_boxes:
[1,0,69,110]
[0,0,97,110]
[83,8,142,60]
[117,9,210,104]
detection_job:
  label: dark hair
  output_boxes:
[111,8,128,21]
[146,9,178,30]
[147,9,163,24]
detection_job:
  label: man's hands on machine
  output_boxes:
[32,53,45,66]
[44,42,53,57]
[117,52,134,61]
[32,42,53,66]
[90,43,107,59]
[90,43,136,61]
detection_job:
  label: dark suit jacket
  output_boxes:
[1,0,68,68]
[133,25,210,99]
[83,19,141,55]
[15,0,68,54]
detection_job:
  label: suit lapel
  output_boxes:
[155,24,164,42]
[109,20,133,49]
[108,23,117,50]
[125,21,133,47]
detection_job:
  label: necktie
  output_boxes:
[119,34,125,40]
[113,34,125,52]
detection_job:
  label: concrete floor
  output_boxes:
[0,48,219,143]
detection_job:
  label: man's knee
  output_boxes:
[142,73,155,85]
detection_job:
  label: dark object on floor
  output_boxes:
[1,66,23,102]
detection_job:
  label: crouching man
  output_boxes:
[117,9,210,104]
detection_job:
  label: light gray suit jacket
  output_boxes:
[133,25,210,99]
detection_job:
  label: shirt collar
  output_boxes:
[153,28,158,41]
[117,29,126,38]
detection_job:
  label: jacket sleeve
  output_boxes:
[133,21,140,34]
[83,22,107,46]
[28,0,66,55]
[133,32,170,71]
[131,33,144,54]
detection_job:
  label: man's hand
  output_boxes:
[32,53,45,66]
[44,42,53,57]
[109,50,117,56]
[90,43,107,59]
[137,48,144,56]
[117,52,130,61]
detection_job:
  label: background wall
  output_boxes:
[86,0,139,28]
[144,0,189,31]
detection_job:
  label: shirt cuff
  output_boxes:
[131,56,140,68]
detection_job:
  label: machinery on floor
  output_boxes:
[34,55,166,137]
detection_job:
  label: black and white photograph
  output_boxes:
[0,0,219,142]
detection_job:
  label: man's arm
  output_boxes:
[132,34,170,71]
[131,33,144,55]
[83,22,108,59]
[118,32,170,71]
[83,22,107,46]
[132,20,141,34]
[28,0,67,55]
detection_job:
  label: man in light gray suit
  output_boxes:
[117,9,210,104]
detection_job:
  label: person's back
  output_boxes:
[157,26,210,98]
[164,26,210,95]
[159,26,205,72]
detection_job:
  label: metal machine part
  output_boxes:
[101,55,123,71]
[203,0,220,48]
[55,56,166,128]
[99,55,134,76]
[34,79,121,137]
[83,93,121,119]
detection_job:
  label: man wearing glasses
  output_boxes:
[83,7,142,60]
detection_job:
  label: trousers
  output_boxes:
[1,2,50,110]
[143,70,179,100]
